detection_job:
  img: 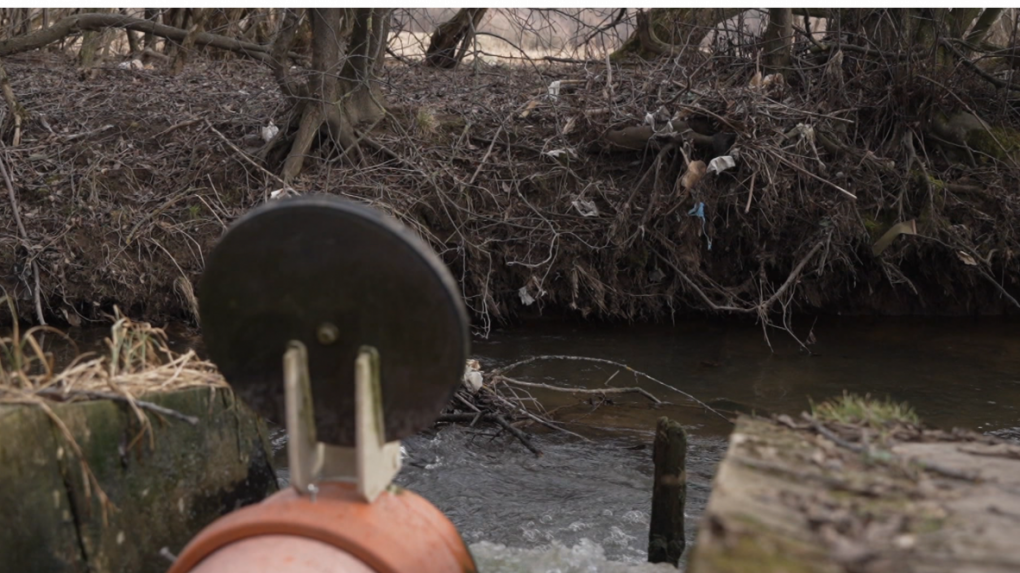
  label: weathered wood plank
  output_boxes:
[689,415,1020,573]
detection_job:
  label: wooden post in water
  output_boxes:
[648,416,687,566]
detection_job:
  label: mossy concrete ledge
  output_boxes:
[0,387,278,573]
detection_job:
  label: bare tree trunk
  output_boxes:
[946,8,982,40]
[245,9,276,45]
[143,8,157,50]
[280,8,341,181]
[170,8,206,75]
[424,8,486,69]
[267,8,304,100]
[1,10,13,39]
[613,8,745,60]
[121,9,140,54]
[221,8,247,60]
[17,9,32,36]
[0,57,27,146]
[633,10,672,57]
[275,8,390,182]
[764,8,793,71]
[200,8,245,60]
[965,8,1005,46]
[78,9,112,70]
[163,8,189,56]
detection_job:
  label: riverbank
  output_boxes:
[2,52,1020,329]
[4,314,1020,570]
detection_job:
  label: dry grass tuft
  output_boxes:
[811,391,920,429]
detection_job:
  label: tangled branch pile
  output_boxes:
[1,25,1019,333]
[373,45,1020,331]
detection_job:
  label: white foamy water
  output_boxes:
[469,539,681,573]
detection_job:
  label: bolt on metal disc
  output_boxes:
[199,196,469,446]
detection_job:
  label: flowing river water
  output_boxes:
[282,317,1020,571]
[16,317,1020,571]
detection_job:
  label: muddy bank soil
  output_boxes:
[1,52,1019,328]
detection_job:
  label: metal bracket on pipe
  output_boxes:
[284,341,402,503]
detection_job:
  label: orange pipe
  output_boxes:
[167,482,477,573]
[189,535,376,573]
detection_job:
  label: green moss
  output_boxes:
[415,107,438,134]
[926,173,946,191]
[980,126,1020,161]
[810,391,920,428]
[861,209,899,242]
[966,128,1003,162]
[911,516,946,534]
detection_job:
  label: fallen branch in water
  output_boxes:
[492,354,729,422]
[497,374,662,404]
[436,411,543,456]
[490,412,542,456]
[484,387,592,442]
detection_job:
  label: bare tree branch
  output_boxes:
[0,12,273,61]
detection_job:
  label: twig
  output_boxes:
[498,375,662,404]
[62,124,114,142]
[437,412,485,424]
[158,547,177,563]
[454,391,481,413]
[802,414,978,482]
[914,234,1020,310]
[439,411,543,455]
[744,171,756,213]
[653,250,753,313]
[154,117,202,138]
[543,56,603,65]
[37,387,200,425]
[203,119,287,188]
[467,125,501,187]
[0,147,45,325]
[582,7,628,45]
[486,389,592,442]
[768,150,857,200]
[492,355,728,422]
[758,241,825,312]
[195,194,227,230]
[490,412,542,456]
[941,38,1020,93]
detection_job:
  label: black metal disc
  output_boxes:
[199,196,468,446]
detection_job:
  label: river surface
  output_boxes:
[13,317,1020,570]
[273,317,1020,571]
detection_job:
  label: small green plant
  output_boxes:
[811,391,920,428]
[415,107,437,135]
[187,204,201,219]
